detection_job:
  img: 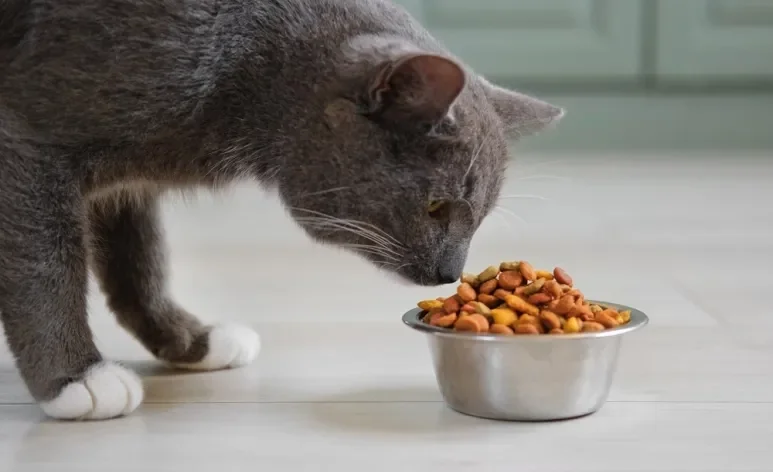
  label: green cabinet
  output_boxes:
[654,0,773,80]
[394,0,644,81]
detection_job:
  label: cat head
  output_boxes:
[279,36,563,286]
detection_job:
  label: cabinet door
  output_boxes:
[393,0,643,81]
[655,0,773,79]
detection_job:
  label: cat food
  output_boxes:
[417,261,631,335]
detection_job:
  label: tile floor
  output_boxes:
[1,153,772,471]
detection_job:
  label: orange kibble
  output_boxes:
[493,288,512,300]
[429,312,458,328]
[514,324,540,335]
[549,328,565,335]
[457,283,477,302]
[543,279,563,298]
[519,261,537,281]
[479,278,498,294]
[489,324,515,335]
[477,293,500,307]
[528,292,552,305]
[504,294,540,316]
[582,321,605,332]
[540,310,562,331]
[443,296,461,314]
[454,313,489,333]
[498,270,523,290]
[553,295,576,315]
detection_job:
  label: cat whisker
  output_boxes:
[463,126,494,182]
[297,186,351,199]
[498,194,549,201]
[494,206,528,226]
[291,207,406,248]
[297,217,404,257]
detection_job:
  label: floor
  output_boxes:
[1,153,772,471]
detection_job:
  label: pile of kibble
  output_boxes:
[418,261,631,335]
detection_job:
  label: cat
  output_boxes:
[0,0,563,420]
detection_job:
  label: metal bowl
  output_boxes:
[403,301,648,421]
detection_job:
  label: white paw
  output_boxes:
[41,362,144,421]
[174,324,260,371]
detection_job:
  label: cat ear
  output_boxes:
[482,78,564,137]
[364,54,466,126]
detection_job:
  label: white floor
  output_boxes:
[1,153,772,471]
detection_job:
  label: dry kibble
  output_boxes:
[490,307,518,326]
[514,323,540,335]
[554,267,573,286]
[498,270,523,290]
[457,283,477,302]
[553,295,576,315]
[469,301,492,316]
[582,321,605,332]
[455,314,489,333]
[543,279,563,298]
[429,312,457,328]
[479,278,498,295]
[522,278,546,296]
[416,259,632,336]
[519,261,537,281]
[478,265,499,283]
[418,299,444,311]
[536,270,554,280]
[540,310,562,331]
[499,261,520,271]
[443,296,461,314]
[564,317,582,333]
[490,324,515,335]
[596,310,620,329]
[460,273,480,288]
[528,292,552,305]
[504,294,540,316]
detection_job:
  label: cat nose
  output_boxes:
[436,262,461,285]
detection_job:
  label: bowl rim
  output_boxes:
[402,300,649,341]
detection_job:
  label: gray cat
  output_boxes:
[0,0,563,420]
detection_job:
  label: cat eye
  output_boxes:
[428,200,449,219]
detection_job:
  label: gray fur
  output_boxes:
[0,0,562,408]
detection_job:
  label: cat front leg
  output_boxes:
[0,137,143,420]
[88,195,259,371]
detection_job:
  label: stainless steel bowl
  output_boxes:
[403,301,648,421]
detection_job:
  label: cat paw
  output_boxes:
[40,362,144,421]
[173,324,260,371]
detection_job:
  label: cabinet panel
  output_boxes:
[393,0,644,81]
[655,0,773,79]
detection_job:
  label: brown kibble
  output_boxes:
[455,313,489,333]
[490,324,514,335]
[499,261,520,271]
[549,328,565,335]
[443,296,461,314]
[493,288,512,300]
[543,279,563,298]
[540,310,562,331]
[457,283,477,302]
[528,292,552,305]
[582,321,605,332]
[514,323,540,335]
[504,294,540,316]
[569,303,594,321]
[519,261,537,281]
[518,314,545,333]
[418,299,444,311]
[514,286,528,295]
[536,270,554,280]
[553,295,576,315]
[479,278,498,294]
[522,278,546,296]
[478,293,500,308]
[497,270,523,290]
[596,310,620,329]
[478,265,499,283]
[460,272,480,288]
[554,267,573,286]
[429,312,458,328]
